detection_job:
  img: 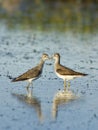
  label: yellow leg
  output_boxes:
[26,82,31,92]
[64,80,67,91]
[26,82,33,97]
[67,81,70,90]
[27,87,32,98]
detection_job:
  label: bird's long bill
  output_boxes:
[49,55,54,59]
[48,56,51,59]
[49,56,53,59]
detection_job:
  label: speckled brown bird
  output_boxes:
[52,53,87,90]
[12,53,49,95]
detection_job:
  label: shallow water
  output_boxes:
[0,1,98,130]
[0,22,98,130]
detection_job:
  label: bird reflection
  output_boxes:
[12,88,43,122]
[52,89,77,120]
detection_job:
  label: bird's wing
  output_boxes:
[56,65,85,76]
[12,66,42,82]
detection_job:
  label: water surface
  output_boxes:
[0,1,98,130]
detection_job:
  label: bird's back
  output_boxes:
[12,66,42,82]
[56,64,87,76]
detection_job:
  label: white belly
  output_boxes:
[27,75,41,83]
[27,78,36,82]
[55,72,81,81]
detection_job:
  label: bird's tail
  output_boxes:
[82,73,88,76]
[11,77,26,82]
[11,77,23,82]
[11,78,17,82]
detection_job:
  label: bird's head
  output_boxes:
[52,53,60,60]
[42,53,49,61]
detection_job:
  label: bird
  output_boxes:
[52,53,87,90]
[12,53,49,97]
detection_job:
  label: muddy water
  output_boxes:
[0,22,98,130]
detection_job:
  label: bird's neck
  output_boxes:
[54,58,60,69]
[38,59,45,69]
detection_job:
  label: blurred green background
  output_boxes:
[0,0,98,33]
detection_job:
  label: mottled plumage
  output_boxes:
[52,53,87,89]
[56,64,87,76]
[12,53,49,97]
[12,65,42,82]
